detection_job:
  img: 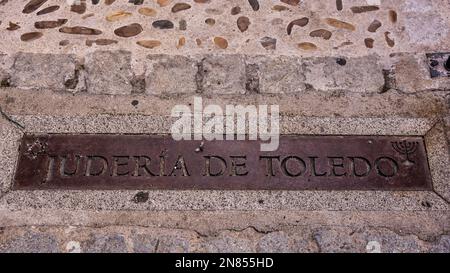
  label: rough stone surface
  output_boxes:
[394,53,450,93]
[203,230,256,253]
[303,55,386,93]
[132,233,159,253]
[201,55,246,94]
[403,8,449,47]
[0,231,58,253]
[312,227,431,253]
[145,55,197,95]
[10,53,78,91]
[0,117,22,195]
[424,123,450,202]
[252,56,305,94]
[257,231,291,253]
[82,234,127,253]
[0,223,449,253]
[85,51,134,95]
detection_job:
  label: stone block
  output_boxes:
[393,53,450,93]
[82,234,127,253]
[203,232,255,253]
[430,235,450,253]
[313,227,364,253]
[304,55,385,93]
[132,234,158,253]
[145,55,197,95]
[257,232,292,253]
[252,56,306,94]
[0,232,58,253]
[10,53,78,91]
[85,50,134,95]
[201,55,246,94]
[155,235,190,253]
[363,231,423,253]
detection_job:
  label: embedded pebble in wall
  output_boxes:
[365,38,374,48]
[205,8,223,15]
[177,37,185,49]
[389,10,398,23]
[157,0,171,7]
[368,20,382,32]
[287,18,309,35]
[231,6,241,15]
[260,37,277,50]
[70,1,86,14]
[248,0,259,11]
[114,23,143,37]
[272,5,289,11]
[384,32,395,47]
[20,32,43,41]
[310,29,332,40]
[59,40,69,46]
[325,18,356,31]
[237,16,251,32]
[336,0,343,11]
[59,26,102,35]
[137,40,161,49]
[129,0,143,5]
[298,42,317,50]
[214,37,228,49]
[179,20,187,30]
[35,19,68,29]
[205,18,215,26]
[153,20,174,29]
[86,39,118,46]
[106,11,132,22]
[172,3,191,13]
[36,5,59,16]
[22,0,47,14]
[281,0,299,6]
[350,6,380,13]
[138,8,157,16]
[6,22,20,31]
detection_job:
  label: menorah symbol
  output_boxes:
[391,140,418,166]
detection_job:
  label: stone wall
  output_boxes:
[0,0,449,253]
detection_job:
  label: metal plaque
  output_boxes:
[13,134,432,191]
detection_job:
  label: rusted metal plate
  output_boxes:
[13,134,432,191]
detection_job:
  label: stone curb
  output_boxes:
[3,52,448,95]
